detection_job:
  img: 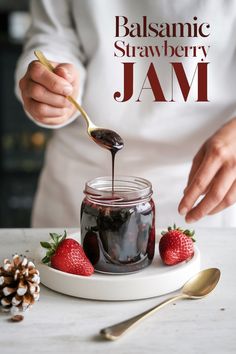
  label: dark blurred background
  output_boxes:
[0,0,50,227]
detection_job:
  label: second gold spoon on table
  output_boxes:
[34,50,124,152]
[100,267,221,340]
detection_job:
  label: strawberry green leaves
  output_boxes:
[40,230,67,264]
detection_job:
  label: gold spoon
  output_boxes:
[100,267,221,341]
[34,50,124,152]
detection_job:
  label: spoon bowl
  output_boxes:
[89,128,124,152]
[100,267,221,340]
[182,267,221,299]
[34,50,124,151]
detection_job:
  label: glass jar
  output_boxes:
[80,176,156,274]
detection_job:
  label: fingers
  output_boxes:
[184,166,236,222]
[54,63,79,86]
[25,80,72,108]
[23,97,71,125]
[24,96,66,117]
[184,145,205,191]
[28,61,73,96]
[179,134,236,222]
[19,60,79,125]
[208,180,236,214]
[179,146,222,216]
[34,116,69,126]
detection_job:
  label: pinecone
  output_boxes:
[0,254,40,314]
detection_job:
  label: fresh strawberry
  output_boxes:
[40,231,94,276]
[159,224,195,265]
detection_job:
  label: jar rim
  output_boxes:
[84,175,153,206]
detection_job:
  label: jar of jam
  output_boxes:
[80,176,156,274]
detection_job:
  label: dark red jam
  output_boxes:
[90,128,124,152]
[80,181,155,274]
[90,128,124,193]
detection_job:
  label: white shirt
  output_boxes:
[15,0,236,227]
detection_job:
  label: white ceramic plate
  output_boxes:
[35,232,200,301]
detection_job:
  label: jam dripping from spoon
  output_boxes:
[90,128,124,193]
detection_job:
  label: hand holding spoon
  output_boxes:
[100,268,221,340]
[34,50,124,152]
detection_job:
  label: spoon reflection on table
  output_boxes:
[100,268,221,341]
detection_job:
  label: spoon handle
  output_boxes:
[66,96,92,128]
[34,50,92,128]
[100,293,185,340]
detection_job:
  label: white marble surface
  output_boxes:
[0,228,235,354]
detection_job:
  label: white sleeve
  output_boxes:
[15,0,87,129]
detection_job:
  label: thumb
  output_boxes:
[54,63,77,84]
